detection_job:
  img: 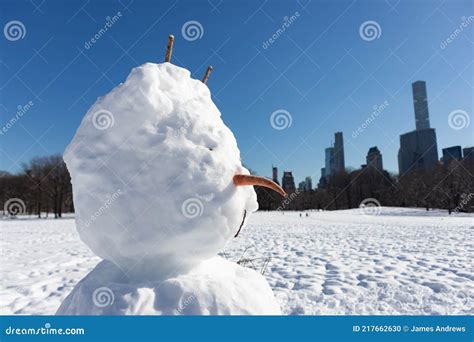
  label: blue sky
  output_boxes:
[1,0,472,184]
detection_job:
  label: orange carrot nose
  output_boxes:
[233,174,286,197]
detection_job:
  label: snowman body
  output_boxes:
[58,62,281,315]
[57,257,280,315]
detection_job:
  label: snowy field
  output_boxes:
[1,207,472,315]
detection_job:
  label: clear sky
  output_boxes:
[1,0,472,184]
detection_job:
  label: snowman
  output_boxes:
[57,36,285,315]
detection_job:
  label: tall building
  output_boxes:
[463,147,474,160]
[325,147,334,177]
[366,146,383,171]
[442,146,462,165]
[272,166,279,184]
[398,129,438,174]
[281,171,296,194]
[298,181,306,191]
[412,81,430,130]
[323,132,346,179]
[333,132,345,173]
[305,176,312,191]
[398,81,439,175]
[318,167,327,188]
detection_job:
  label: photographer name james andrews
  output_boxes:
[352,325,466,333]
[409,325,466,333]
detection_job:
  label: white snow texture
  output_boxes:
[56,257,280,315]
[60,62,279,315]
[2,209,472,315]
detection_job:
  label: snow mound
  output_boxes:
[56,257,281,315]
[64,63,258,279]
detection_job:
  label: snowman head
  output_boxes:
[64,61,284,279]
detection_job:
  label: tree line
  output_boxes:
[1,155,73,218]
[256,158,474,213]
[1,154,473,218]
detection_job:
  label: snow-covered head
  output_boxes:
[64,63,283,278]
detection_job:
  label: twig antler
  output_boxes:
[164,36,214,84]
[202,66,213,84]
[164,35,174,62]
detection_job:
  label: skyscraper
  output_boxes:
[305,176,312,191]
[272,166,279,184]
[281,171,296,194]
[398,81,439,175]
[442,146,462,165]
[412,81,430,131]
[323,132,345,179]
[298,181,306,191]
[366,146,383,171]
[463,147,474,160]
[333,132,345,173]
[325,147,334,177]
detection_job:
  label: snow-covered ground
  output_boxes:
[1,208,472,315]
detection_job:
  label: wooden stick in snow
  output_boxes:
[164,35,174,62]
[202,66,213,84]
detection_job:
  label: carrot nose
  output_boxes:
[233,174,286,197]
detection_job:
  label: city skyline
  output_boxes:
[1,1,472,183]
[271,78,471,187]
